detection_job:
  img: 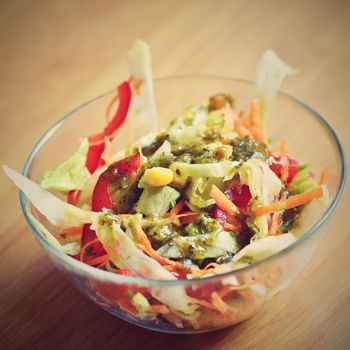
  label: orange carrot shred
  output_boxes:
[319,165,329,185]
[233,111,250,138]
[248,99,264,141]
[165,199,185,218]
[85,254,109,266]
[211,291,231,323]
[65,226,83,237]
[217,284,248,298]
[253,186,324,217]
[210,184,240,216]
[151,304,170,314]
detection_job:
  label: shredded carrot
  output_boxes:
[84,254,109,266]
[248,99,264,141]
[218,284,248,298]
[253,185,324,217]
[210,184,239,216]
[279,139,288,156]
[105,94,119,123]
[319,165,329,185]
[180,216,197,225]
[165,199,185,218]
[233,111,250,138]
[80,238,101,262]
[192,298,217,310]
[211,291,231,323]
[150,304,170,314]
[174,211,197,219]
[65,226,83,237]
[191,268,216,278]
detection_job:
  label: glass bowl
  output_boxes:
[20,76,346,333]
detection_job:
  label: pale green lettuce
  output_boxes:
[135,185,180,217]
[40,138,90,192]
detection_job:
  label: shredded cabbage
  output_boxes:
[134,185,180,217]
[254,49,297,121]
[186,177,222,209]
[232,233,296,264]
[40,138,90,192]
[3,166,95,228]
[128,39,158,136]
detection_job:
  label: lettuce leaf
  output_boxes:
[3,165,95,228]
[157,230,239,260]
[232,233,296,264]
[134,185,180,217]
[254,49,297,120]
[186,177,222,209]
[40,138,90,192]
[128,39,158,135]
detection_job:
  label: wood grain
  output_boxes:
[0,0,349,349]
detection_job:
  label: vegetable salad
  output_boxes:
[4,40,329,329]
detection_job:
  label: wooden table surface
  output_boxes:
[1,0,349,349]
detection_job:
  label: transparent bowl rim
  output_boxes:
[20,75,347,286]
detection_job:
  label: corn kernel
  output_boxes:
[144,167,174,187]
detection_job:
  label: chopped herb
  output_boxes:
[230,231,236,238]
[169,200,177,209]
[86,246,94,256]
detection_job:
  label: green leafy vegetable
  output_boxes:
[40,138,90,192]
[134,185,180,217]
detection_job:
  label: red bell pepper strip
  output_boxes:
[92,176,114,212]
[91,154,141,212]
[86,81,132,174]
[268,156,299,184]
